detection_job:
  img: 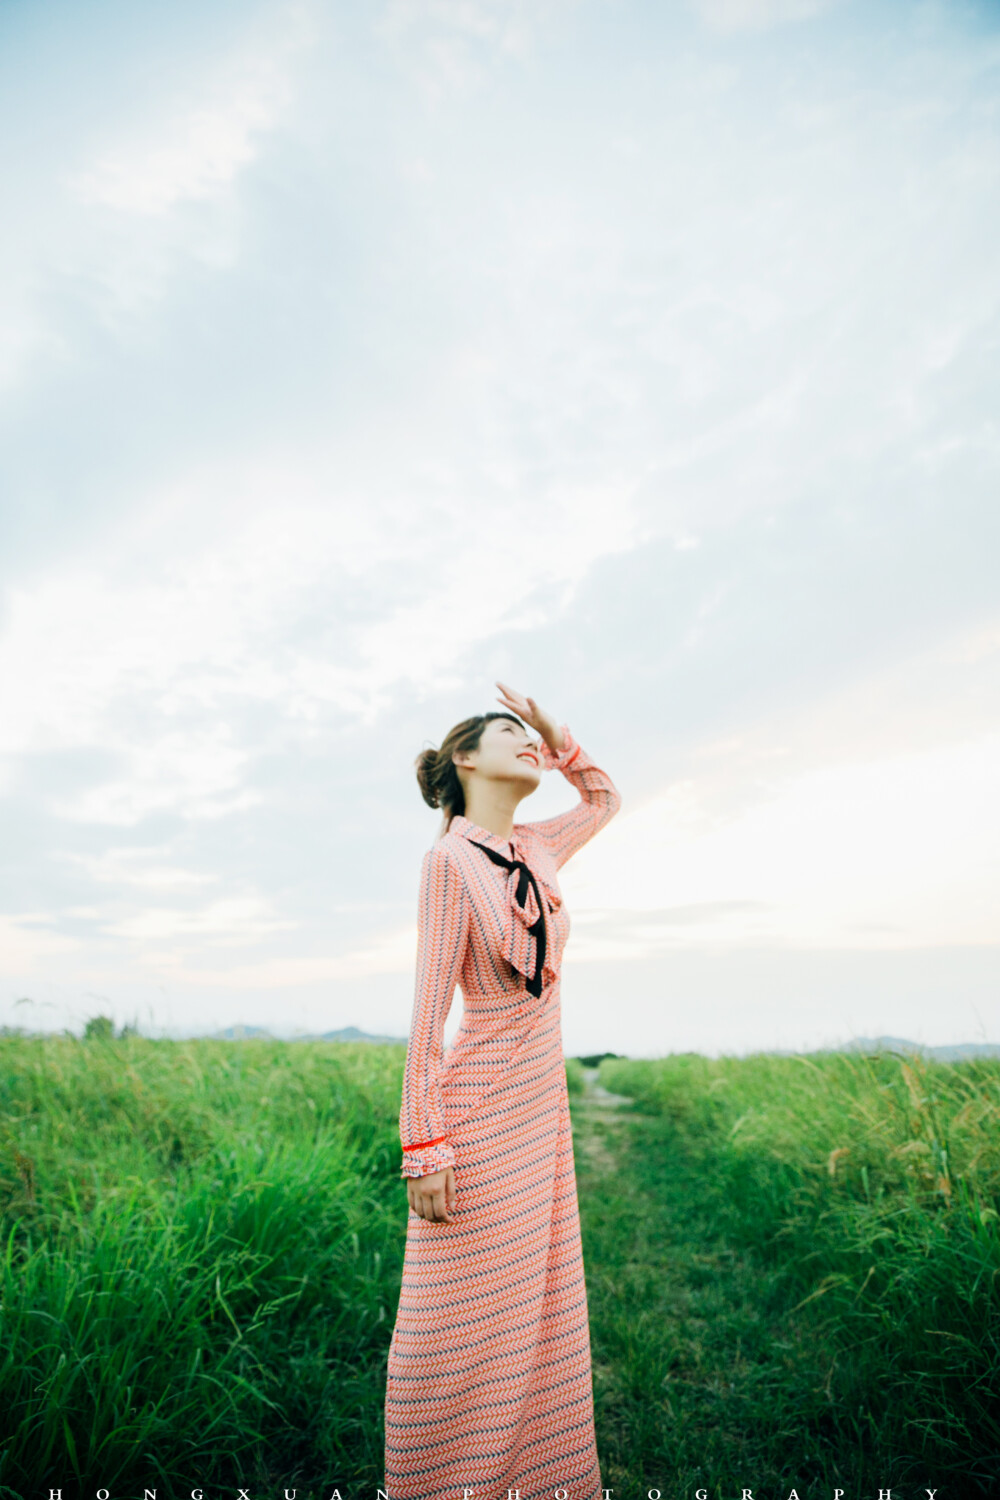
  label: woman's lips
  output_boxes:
[517,750,539,765]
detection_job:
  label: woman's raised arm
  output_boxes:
[525,726,621,869]
[494,682,621,870]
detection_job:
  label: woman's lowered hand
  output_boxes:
[407,1165,456,1223]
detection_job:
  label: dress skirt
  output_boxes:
[384,977,602,1500]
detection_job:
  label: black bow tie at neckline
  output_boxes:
[469,840,548,998]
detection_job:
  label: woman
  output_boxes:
[384,681,621,1500]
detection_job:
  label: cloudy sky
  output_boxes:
[2,0,998,1057]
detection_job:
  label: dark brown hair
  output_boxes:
[416,711,527,819]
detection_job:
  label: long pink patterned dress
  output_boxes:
[384,726,621,1500]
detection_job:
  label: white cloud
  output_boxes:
[377,0,568,96]
[70,5,314,216]
[562,729,1000,952]
[0,916,82,977]
[55,848,219,890]
[172,922,420,988]
[58,738,259,828]
[102,896,295,947]
[0,3,317,389]
[692,0,845,33]
[0,551,265,823]
[0,448,644,823]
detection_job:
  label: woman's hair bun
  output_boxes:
[415,747,443,809]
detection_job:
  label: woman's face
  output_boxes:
[454,716,542,793]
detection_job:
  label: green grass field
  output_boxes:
[586,1049,1000,1496]
[0,1033,996,1496]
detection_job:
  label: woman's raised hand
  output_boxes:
[407,1165,456,1223]
[495,682,566,755]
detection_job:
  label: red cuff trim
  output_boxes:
[402,1135,447,1150]
[563,743,581,768]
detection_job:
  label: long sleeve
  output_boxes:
[398,841,469,1179]
[524,725,622,869]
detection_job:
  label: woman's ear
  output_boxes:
[452,748,475,771]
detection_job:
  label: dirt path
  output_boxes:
[566,1065,857,1495]
[571,1064,635,1172]
[577,1063,636,1109]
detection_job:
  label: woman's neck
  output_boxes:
[462,782,522,842]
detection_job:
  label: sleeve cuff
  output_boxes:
[400,1138,456,1179]
[538,725,581,772]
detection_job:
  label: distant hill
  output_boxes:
[312,1024,408,1045]
[209,1025,274,1040]
[758,1034,1000,1063]
[208,1023,407,1045]
[202,1027,998,1059]
[836,1034,1000,1062]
